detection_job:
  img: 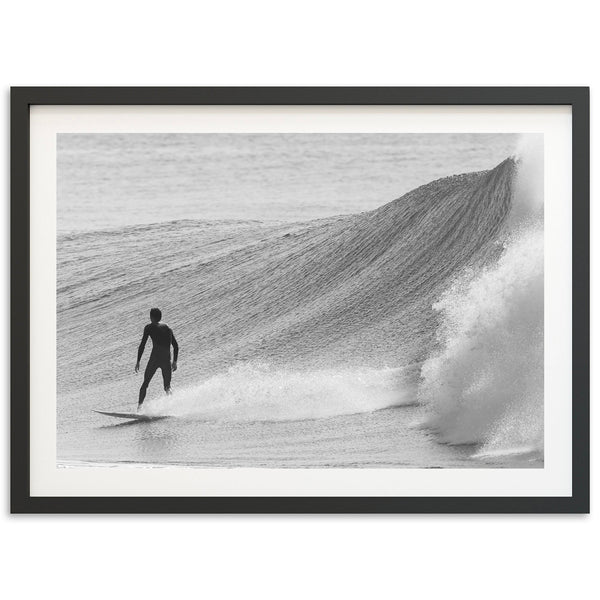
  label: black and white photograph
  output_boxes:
[56,131,544,470]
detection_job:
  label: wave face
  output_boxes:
[57,147,543,461]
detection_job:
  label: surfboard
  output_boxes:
[93,410,168,422]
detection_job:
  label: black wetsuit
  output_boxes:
[137,322,179,405]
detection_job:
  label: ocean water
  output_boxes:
[57,133,544,468]
[57,133,519,231]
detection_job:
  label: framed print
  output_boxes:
[11,87,589,513]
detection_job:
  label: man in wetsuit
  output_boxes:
[135,307,179,409]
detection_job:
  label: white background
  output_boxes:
[1,1,596,599]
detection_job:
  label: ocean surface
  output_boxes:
[57,133,544,468]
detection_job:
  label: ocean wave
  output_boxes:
[58,156,517,392]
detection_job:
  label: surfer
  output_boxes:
[135,308,179,409]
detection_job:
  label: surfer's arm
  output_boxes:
[135,326,150,372]
[171,332,179,369]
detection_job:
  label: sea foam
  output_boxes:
[419,135,544,458]
[144,363,413,422]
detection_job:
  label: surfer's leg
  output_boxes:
[161,361,172,394]
[138,380,149,407]
[139,360,158,408]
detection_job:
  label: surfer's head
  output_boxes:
[150,307,162,323]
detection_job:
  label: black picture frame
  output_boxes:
[11,87,590,514]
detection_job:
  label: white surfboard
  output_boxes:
[93,410,168,422]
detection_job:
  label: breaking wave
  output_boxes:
[419,137,544,457]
